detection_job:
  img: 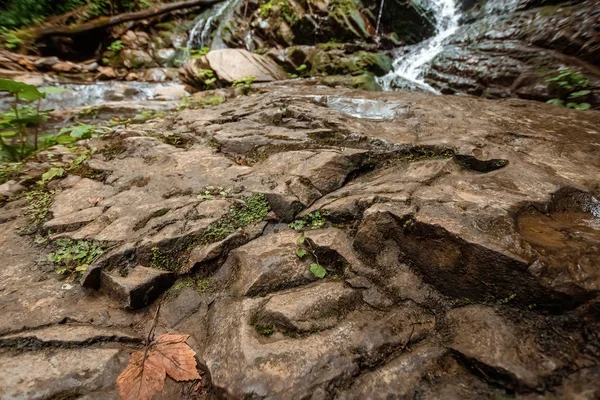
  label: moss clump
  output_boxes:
[250,314,275,336]
[199,194,270,244]
[169,276,211,296]
[322,73,382,91]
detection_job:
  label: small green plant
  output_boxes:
[39,167,65,185]
[150,246,177,271]
[0,79,51,161]
[200,194,270,244]
[48,239,104,281]
[296,235,326,278]
[196,185,232,201]
[232,76,256,95]
[289,211,328,231]
[546,68,592,110]
[190,47,210,58]
[250,313,274,336]
[107,40,124,52]
[0,162,22,184]
[24,189,54,226]
[0,28,26,49]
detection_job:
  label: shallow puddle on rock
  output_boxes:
[518,212,600,253]
[317,96,402,120]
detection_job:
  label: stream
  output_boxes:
[378,0,460,93]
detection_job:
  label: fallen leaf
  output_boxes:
[152,334,201,381]
[117,351,166,400]
[117,334,200,400]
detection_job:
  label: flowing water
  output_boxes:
[378,0,460,93]
[186,1,231,51]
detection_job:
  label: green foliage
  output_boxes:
[48,238,104,281]
[169,277,210,295]
[24,189,54,225]
[0,162,22,184]
[0,78,52,161]
[197,185,232,201]
[0,0,151,30]
[232,76,256,96]
[190,47,210,58]
[40,167,65,184]
[196,69,217,88]
[200,194,270,244]
[107,40,123,52]
[250,314,274,336]
[289,211,328,231]
[295,234,327,279]
[151,246,177,271]
[0,28,27,49]
[259,0,297,25]
[310,263,327,278]
[546,68,592,111]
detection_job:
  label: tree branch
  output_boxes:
[27,0,224,40]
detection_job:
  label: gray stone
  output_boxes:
[259,281,360,333]
[100,266,176,309]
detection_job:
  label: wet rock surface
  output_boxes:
[1,85,599,398]
[426,0,600,105]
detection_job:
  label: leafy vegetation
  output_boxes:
[232,76,256,95]
[289,211,328,231]
[296,235,327,279]
[0,0,151,30]
[24,189,54,226]
[199,193,270,244]
[197,185,232,201]
[107,39,123,52]
[47,238,104,280]
[546,68,592,111]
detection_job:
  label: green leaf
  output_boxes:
[0,130,18,137]
[69,125,94,138]
[40,167,64,184]
[546,99,564,106]
[55,267,69,275]
[75,265,88,272]
[568,90,591,99]
[574,103,591,111]
[310,263,326,278]
[296,248,307,258]
[56,135,77,144]
[296,235,305,245]
[0,78,45,101]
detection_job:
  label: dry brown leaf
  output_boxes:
[153,334,201,381]
[117,334,200,400]
[117,351,166,400]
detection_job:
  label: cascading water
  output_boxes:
[378,0,460,93]
[186,1,231,51]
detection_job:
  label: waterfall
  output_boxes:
[378,0,460,93]
[186,1,231,51]
[375,0,385,35]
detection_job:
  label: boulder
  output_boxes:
[121,49,156,69]
[100,266,176,309]
[179,49,287,91]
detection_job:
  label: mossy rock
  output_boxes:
[308,49,392,77]
[322,73,382,91]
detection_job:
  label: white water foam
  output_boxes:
[378,0,460,93]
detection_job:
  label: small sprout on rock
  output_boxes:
[48,239,104,281]
[310,263,327,279]
[295,234,327,278]
[289,211,328,231]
